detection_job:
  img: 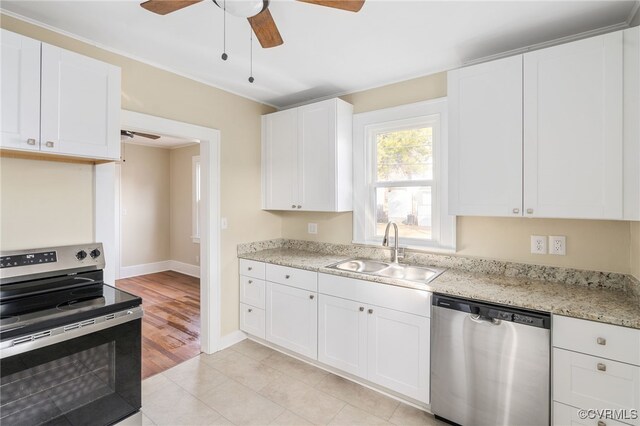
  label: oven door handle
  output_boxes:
[0,306,143,359]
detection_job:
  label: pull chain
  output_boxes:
[248,27,254,83]
[221,0,228,60]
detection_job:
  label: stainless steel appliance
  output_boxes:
[431,295,550,426]
[0,243,143,426]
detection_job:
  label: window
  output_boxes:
[353,99,455,251]
[192,156,201,243]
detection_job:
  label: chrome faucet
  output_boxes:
[382,221,404,263]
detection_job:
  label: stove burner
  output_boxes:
[57,297,106,311]
[0,316,19,326]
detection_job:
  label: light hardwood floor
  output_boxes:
[116,271,200,379]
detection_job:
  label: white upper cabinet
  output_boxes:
[524,31,623,219]
[262,98,353,212]
[40,44,121,159]
[448,29,629,220]
[0,29,121,161]
[1,29,41,151]
[448,55,523,217]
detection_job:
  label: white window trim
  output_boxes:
[192,155,201,243]
[353,98,456,252]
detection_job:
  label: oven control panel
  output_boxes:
[0,251,57,269]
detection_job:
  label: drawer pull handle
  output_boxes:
[368,309,374,314]
[359,307,364,312]
[45,141,55,148]
[27,138,36,145]
[598,421,606,426]
[285,275,290,279]
[248,308,253,313]
[597,337,606,345]
[309,294,315,300]
[597,363,606,372]
[292,204,296,209]
[248,267,252,271]
[248,280,253,284]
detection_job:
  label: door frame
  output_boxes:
[95,110,221,354]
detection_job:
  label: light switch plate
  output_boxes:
[530,235,547,254]
[308,223,318,234]
[549,235,566,255]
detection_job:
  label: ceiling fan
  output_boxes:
[139,0,366,48]
[121,130,161,140]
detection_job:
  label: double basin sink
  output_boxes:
[326,259,445,285]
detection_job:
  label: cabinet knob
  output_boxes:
[27,138,36,145]
[597,363,606,372]
[292,204,296,209]
[598,421,607,426]
[285,274,290,279]
[526,208,534,214]
[368,309,373,314]
[359,307,364,312]
[512,208,520,214]
[248,308,253,313]
[45,141,55,148]
[297,205,302,209]
[248,280,253,284]
[597,337,606,345]
[309,294,315,300]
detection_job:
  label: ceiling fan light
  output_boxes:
[215,0,266,18]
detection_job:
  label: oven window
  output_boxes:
[1,319,141,426]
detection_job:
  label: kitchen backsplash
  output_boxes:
[238,238,639,297]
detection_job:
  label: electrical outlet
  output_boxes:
[549,236,566,255]
[530,235,547,254]
[308,223,318,234]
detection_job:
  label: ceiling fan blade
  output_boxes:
[132,131,161,140]
[297,0,364,12]
[140,0,203,15]
[247,8,283,48]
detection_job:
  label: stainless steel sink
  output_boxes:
[327,259,445,284]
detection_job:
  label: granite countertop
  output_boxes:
[239,247,640,330]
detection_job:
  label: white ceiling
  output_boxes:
[2,0,638,108]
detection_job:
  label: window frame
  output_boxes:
[192,155,201,243]
[353,98,456,252]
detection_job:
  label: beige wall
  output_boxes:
[120,144,170,266]
[632,222,640,280]
[1,15,281,335]
[0,158,94,250]
[170,144,200,266]
[279,72,637,275]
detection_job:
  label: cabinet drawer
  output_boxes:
[266,264,317,292]
[240,303,265,339]
[553,402,631,426]
[553,348,640,425]
[239,259,266,280]
[240,276,265,309]
[553,315,640,365]
[318,273,431,317]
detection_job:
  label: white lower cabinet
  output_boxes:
[265,281,318,359]
[317,275,431,404]
[554,402,630,426]
[240,303,265,339]
[367,306,430,402]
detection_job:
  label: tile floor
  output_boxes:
[118,339,446,426]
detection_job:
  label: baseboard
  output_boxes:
[118,260,200,279]
[119,261,171,279]
[218,330,247,351]
[168,260,200,278]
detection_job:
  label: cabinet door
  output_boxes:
[41,43,120,159]
[298,99,336,211]
[1,30,41,151]
[367,306,430,403]
[318,294,367,378]
[262,108,298,210]
[265,282,318,359]
[448,55,523,217]
[524,32,623,219]
[553,402,629,426]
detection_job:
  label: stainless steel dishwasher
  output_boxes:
[431,295,550,426]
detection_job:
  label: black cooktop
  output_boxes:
[0,271,141,341]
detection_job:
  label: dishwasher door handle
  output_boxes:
[469,314,502,325]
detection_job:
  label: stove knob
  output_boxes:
[76,250,87,261]
[90,248,101,259]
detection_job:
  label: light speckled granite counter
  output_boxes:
[238,243,640,330]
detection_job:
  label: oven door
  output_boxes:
[0,312,141,426]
